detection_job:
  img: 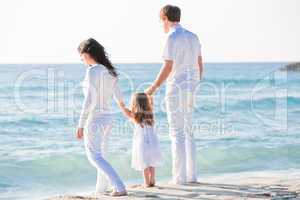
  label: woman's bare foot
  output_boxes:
[130,184,142,188]
[110,190,127,197]
[143,183,151,188]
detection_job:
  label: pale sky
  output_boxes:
[0,0,299,63]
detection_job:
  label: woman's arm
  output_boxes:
[78,68,96,128]
[76,68,96,139]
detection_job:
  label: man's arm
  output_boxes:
[198,55,204,80]
[145,60,173,95]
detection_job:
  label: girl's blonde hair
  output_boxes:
[131,93,154,127]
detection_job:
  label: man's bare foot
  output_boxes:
[110,190,127,197]
[187,181,200,184]
[187,179,200,184]
[168,180,187,185]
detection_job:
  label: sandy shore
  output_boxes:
[47,170,300,200]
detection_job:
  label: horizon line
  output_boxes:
[0,60,297,65]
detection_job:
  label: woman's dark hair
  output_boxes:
[131,93,154,127]
[78,38,118,77]
[161,5,181,22]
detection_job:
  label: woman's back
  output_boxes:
[81,64,122,115]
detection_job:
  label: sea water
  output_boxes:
[0,63,299,199]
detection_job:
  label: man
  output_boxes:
[145,5,203,184]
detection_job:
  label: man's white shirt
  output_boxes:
[162,24,201,85]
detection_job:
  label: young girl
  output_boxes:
[120,93,162,187]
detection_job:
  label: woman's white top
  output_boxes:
[78,64,123,128]
[131,124,162,171]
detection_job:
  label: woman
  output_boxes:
[76,38,127,197]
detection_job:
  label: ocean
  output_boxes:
[0,63,299,200]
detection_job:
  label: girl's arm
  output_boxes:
[116,101,137,124]
[112,81,136,123]
[112,80,133,119]
[117,101,134,120]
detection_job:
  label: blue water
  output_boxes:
[0,63,299,199]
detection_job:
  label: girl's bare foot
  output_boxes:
[143,168,151,187]
[110,190,127,197]
[149,167,155,187]
[149,182,155,187]
[149,179,155,187]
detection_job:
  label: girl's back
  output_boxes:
[132,123,162,171]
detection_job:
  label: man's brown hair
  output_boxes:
[161,5,181,22]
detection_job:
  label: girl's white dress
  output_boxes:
[131,124,162,171]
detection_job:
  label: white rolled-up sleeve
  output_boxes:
[162,36,175,61]
[78,69,96,128]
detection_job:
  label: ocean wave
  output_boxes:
[2,63,300,200]
[1,137,300,199]
[0,118,48,127]
[203,78,261,85]
[202,77,300,85]
[1,144,299,188]
[236,96,299,108]
[198,144,300,174]
[0,86,48,92]
[0,182,12,191]
[0,115,74,128]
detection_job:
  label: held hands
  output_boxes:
[118,101,133,119]
[144,84,157,96]
[76,128,84,140]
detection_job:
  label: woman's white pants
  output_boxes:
[84,114,125,193]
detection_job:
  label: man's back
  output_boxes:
[163,24,201,84]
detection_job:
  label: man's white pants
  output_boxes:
[84,114,125,193]
[166,82,197,184]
